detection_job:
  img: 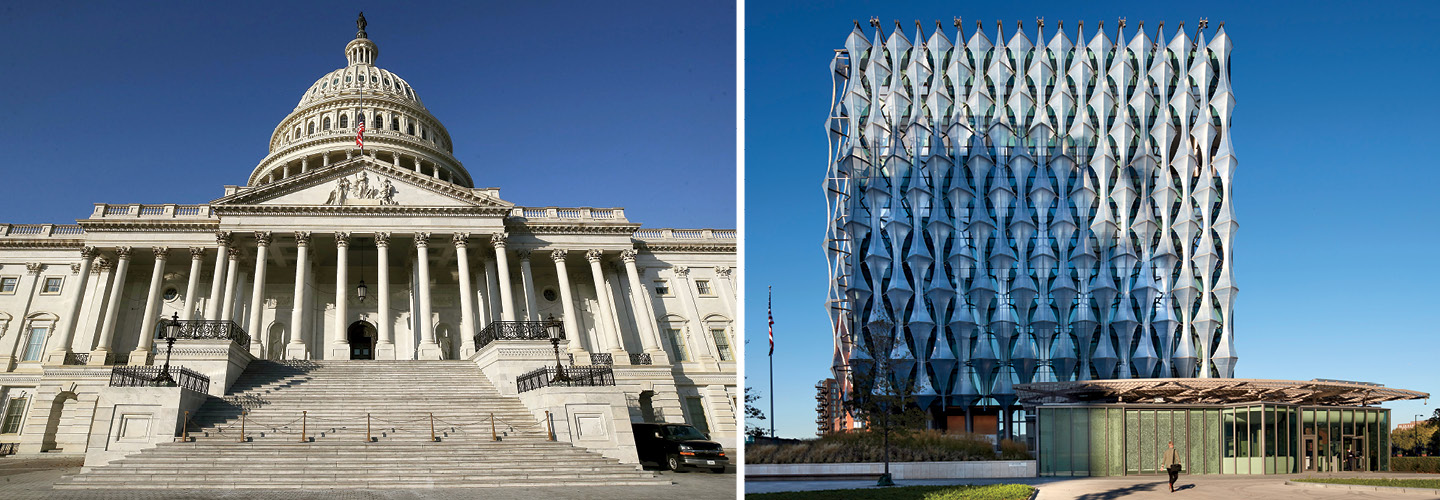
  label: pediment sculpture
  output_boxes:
[325,171,397,206]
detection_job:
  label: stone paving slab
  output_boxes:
[0,457,737,499]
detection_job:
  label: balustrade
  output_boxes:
[516,365,615,393]
[474,320,559,350]
[110,365,211,394]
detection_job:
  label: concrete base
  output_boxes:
[517,385,641,464]
[374,342,396,360]
[416,342,443,360]
[746,460,1037,480]
[126,349,153,367]
[85,349,111,366]
[609,349,631,365]
[82,385,210,468]
[327,344,351,360]
[286,343,309,360]
[41,349,70,366]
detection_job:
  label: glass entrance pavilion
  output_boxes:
[1020,379,1427,476]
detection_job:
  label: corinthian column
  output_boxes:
[551,249,585,357]
[246,233,271,356]
[286,232,311,360]
[374,233,395,360]
[454,233,478,357]
[206,232,231,320]
[621,249,663,357]
[415,233,442,359]
[586,249,627,361]
[329,232,351,359]
[491,233,516,321]
[519,250,538,320]
[129,247,170,365]
[44,247,96,365]
[219,247,241,322]
[91,246,133,365]
[181,247,205,321]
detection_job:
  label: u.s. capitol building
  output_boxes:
[0,16,735,486]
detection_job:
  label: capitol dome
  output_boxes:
[249,16,473,188]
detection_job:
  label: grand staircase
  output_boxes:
[56,360,665,489]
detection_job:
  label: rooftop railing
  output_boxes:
[0,224,85,237]
[510,207,628,222]
[90,204,215,220]
[632,228,735,240]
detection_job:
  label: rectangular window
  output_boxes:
[653,280,670,296]
[41,277,62,294]
[664,328,689,362]
[695,279,713,296]
[1,397,27,434]
[711,328,732,361]
[0,277,16,294]
[21,327,48,362]
[685,397,709,435]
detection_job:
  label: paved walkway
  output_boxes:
[746,472,1440,499]
[0,457,737,499]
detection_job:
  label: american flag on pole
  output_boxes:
[356,118,365,148]
[768,286,774,355]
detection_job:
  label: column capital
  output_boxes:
[671,265,690,278]
[375,232,391,247]
[517,249,532,261]
[415,232,431,248]
[227,247,242,259]
[25,263,45,275]
[95,257,112,271]
[585,249,604,263]
[216,231,233,246]
[294,231,312,246]
[152,247,170,259]
[714,266,732,278]
[620,249,638,263]
[254,231,273,247]
[490,232,509,249]
[550,249,568,262]
[70,263,82,275]
[335,232,351,247]
[452,232,470,247]
[80,246,98,260]
[189,247,206,260]
[115,246,133,259]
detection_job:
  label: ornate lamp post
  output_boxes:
[546,314,571,384]
[153,312,183,386]
[356,239,369,303]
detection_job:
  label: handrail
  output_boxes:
[474,320,560,350]
[109,365,211,394]
[517,365,615,393]
[161,319,250,346]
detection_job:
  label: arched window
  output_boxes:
[294,126,300,138]
[323,117,331,130]
[372,114,381,130]
[339,114,349,129]
[390,117,399,131]
[407,123,415,135]
[308,121,315,134]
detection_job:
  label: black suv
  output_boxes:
[631,423,728,472]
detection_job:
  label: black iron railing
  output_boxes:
[590,353,613,365]
[517,365,615,393]
[629,353,653,365]
[475,320,559,350]
[64,352,90,365]
[0,443,16,456]
[109,365,210,394]
[161,320,249,346]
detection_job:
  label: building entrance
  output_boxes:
[347,321,376,360]
[1302,436,1317,471]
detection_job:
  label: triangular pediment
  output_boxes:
[212,158,509,209]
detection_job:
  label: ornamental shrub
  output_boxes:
[1391,457,1440,474]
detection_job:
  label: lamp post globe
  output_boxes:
[546,315,570,383]
[356,279,368,303]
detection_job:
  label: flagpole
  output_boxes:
[769,285,775,438]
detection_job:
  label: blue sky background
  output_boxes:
[746,0,1440,438]
[0,1,735,229]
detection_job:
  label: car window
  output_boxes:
[664,425,708,441]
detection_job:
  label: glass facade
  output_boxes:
[1038,404,1390,476]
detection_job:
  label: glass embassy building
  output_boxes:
[1023,378,1428,475]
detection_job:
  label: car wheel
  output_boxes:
[667,454,683,472]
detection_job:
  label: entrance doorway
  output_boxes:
[1342,436,1367,471]
[347,321,376,360]
[1302,436,1317,471]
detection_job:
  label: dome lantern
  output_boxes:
[346,13,378,66]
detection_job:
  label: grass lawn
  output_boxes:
[1294,478,1440,489]
[746,484,1035,500]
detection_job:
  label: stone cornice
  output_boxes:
[219,158,508,209]
[75,220,219,232]
[0,239,85,249]
[634,242,737,254]
[214,204,509,217]
[506,222,644,235]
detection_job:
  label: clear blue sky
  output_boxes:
[0,1,735,230]
[745,0,1440,439]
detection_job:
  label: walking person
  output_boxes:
[1162,441,1183,493]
